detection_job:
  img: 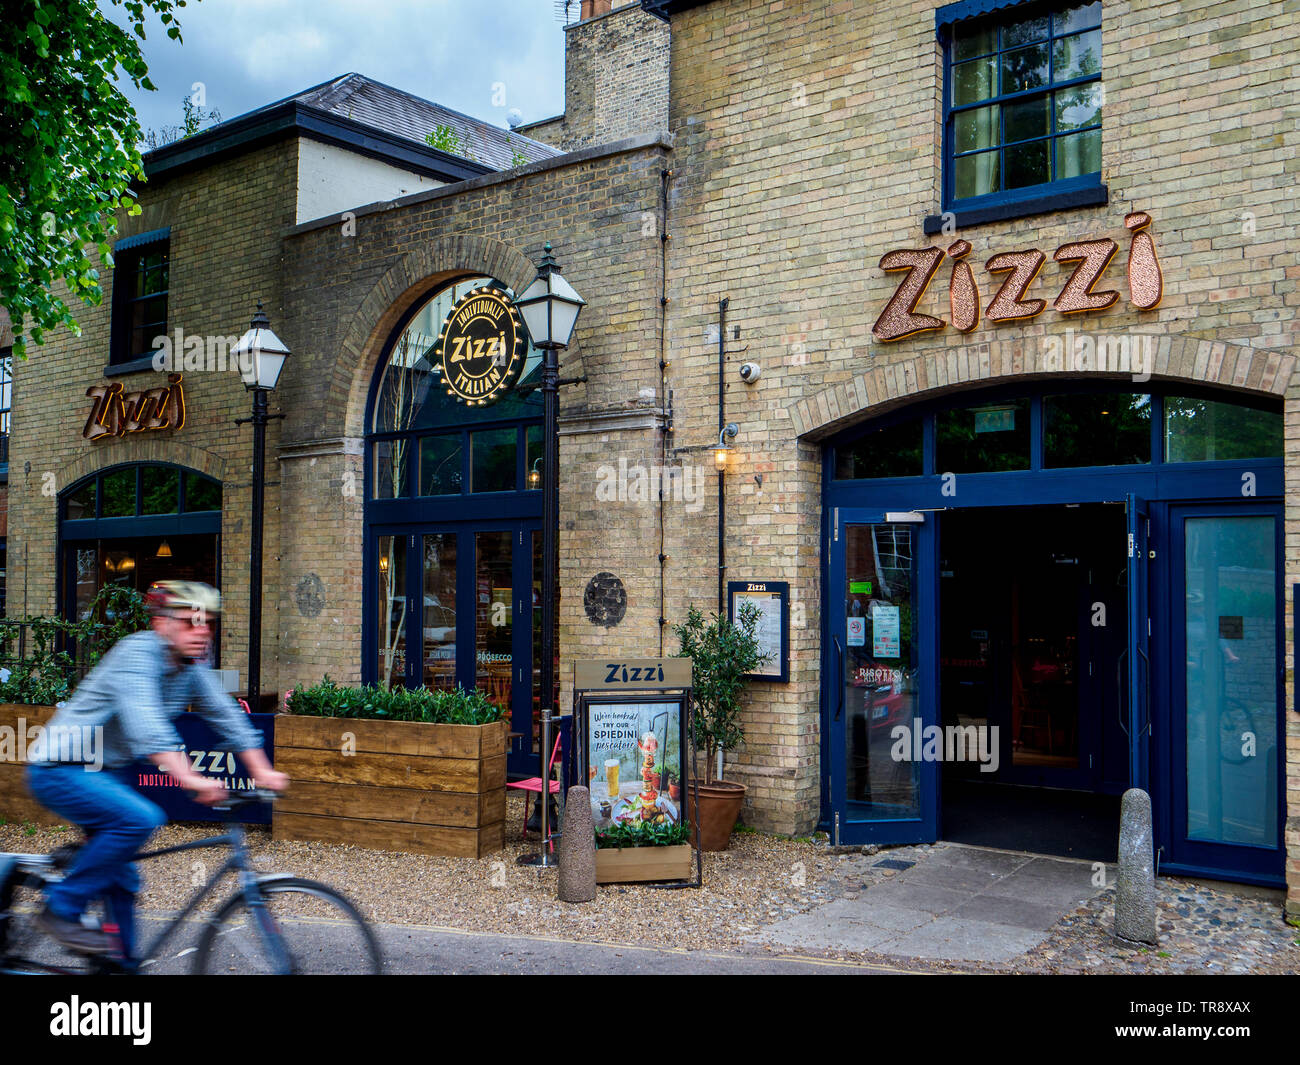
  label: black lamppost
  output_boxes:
[514,244,585,867]
[233,302,290,711]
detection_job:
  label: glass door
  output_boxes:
[828,509,937,844]
[1161,504,1283,883]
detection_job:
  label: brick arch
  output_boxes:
[787,336,1296,440]
[331,235,586,439]
[54,438,229,496]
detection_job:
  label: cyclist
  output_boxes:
[24,580,288,962]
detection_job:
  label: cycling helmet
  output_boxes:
[145,580,222,619]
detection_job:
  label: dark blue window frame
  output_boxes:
[926,0,1107,234]
[108,228,171,375]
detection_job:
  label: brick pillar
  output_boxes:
[580,0,611,19]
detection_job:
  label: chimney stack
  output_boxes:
[580,0,612,19]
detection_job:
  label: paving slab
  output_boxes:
[819,898,935,933]
[901,861,1009,893]
[929,846,1033,876]
[951,892,1072,932]
[857,878,970,914]
[877,917,1047,963]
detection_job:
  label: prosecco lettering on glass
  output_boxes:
[872,211,1164,342]
[83,373,187,441]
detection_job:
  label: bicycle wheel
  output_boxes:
[0,870,112,975]
[192,877,383,975]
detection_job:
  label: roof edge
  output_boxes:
[286,131,674,239]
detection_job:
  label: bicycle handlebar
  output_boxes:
[189,787,283,811]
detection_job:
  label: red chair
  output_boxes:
[507,732,563,851]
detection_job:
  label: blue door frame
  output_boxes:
[820,389,1285,883]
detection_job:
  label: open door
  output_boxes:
[1125,493,1150,792]
[827,508,937,845]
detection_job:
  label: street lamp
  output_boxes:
[513,244,585,868]
[232,301,290,711]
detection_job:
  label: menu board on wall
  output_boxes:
[727,581,789,683]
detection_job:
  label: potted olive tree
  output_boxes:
[674,601,768,851]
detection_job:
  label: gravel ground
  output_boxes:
[4,797,1297,974]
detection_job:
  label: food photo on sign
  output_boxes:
[586,701,683,837]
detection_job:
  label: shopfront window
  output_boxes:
[1043,392,1150,468]
[1164,396,1282,463]
[936,397,1031,473]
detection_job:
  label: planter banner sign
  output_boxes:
[585,697,685,835]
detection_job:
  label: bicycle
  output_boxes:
[0,790,383,975]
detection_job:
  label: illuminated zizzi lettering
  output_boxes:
[83,373,186,441]
[871,212,1162,342]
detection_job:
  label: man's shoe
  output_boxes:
[35,905,113,955]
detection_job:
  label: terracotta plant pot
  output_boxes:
[668,782,680,802]
[687,781,747,851]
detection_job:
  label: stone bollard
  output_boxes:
[557,786,597,903]
[1114,787,1158,946]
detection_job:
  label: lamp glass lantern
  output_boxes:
[232,302,291,391]
[711,423,739,469]
[514,245,586,349]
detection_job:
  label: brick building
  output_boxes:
[4,0,1296,909]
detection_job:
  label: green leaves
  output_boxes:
[287,676,508,725]
[0,0,192,356]
[673,602,770,782]
[595,820,692,849]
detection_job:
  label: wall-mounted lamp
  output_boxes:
[528,457,543,490]
[710,423,739,470]
[379,554,389,575]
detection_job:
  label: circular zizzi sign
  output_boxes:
[435,285,526,405]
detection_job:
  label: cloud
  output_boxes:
[100,0,565,136]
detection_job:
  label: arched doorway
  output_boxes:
[59,462,223,650]
[822,382,1284,886]
[362,275,550,773]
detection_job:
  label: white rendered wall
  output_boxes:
[296,139,446,224]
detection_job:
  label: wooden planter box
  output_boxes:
[0,703,63,826]
[272,715,508,859]
[595,844,693,884]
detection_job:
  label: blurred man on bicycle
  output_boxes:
[25,581,288,961]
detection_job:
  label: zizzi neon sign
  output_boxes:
[83,373,186,440]
[872,210,1163,342]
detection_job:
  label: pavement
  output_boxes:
[752,843,1105,963]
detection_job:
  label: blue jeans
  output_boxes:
[25,763,165,963]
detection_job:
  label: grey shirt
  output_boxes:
[31,629,262,769]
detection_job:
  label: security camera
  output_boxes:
[738,362,761,384]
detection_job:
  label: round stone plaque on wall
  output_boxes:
[583,573,627,628]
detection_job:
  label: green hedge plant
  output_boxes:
[286,676,507,726]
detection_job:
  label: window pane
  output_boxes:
[185,474,222,512]
[421,533,457,692]
[100,469,136,517]
[835,420,924,479]
[526,424,543,490]
[420,435,463,495]
[953,23,996,61]
[470,428,516,493]
[476,531,513,712]
[1184,516,1277,848]
[953,57,996,106]
[955,150,1000,199]
[1055,82,1103,131]
[1164,397,1282,462]
[955,105,999,153]
[1001,44,1049,94]
[1003,13,1049,48]
[376,536,407,690]
[936,399,1031,473]
[1043,393,1151,468]
[373,440,408,498]
[1053,28,1101,81]
[65,480,95,520]
[140,466,180,514]
[1056,129,1101,178]
[1005,139,1050,189]
[1056,1,1101,33]
[1004,94,1050,142]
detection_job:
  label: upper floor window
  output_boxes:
[109,230,170,367]
[944,2,1101,212]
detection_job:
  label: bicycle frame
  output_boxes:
[2,803,292,975]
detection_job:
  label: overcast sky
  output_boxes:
[107,0,569,138]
